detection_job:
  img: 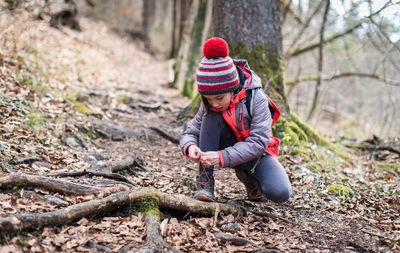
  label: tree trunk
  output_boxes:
[212,0,289,118]
[173,0,212,98]
[142,0,156,50]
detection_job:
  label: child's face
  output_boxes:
[203,92,233,111]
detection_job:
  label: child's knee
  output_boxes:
[262,185,291,203]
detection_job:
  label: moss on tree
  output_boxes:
[229,42,289,115]
[131,195,162,220]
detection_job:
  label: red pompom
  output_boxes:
[203,37,229,58]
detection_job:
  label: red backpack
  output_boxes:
[221,65,281,157]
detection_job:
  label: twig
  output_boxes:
[134,160,148,171]
[73,134,89,150]
[143,129,150,144]
[289,1,393,57]
[307,0,330,121]
[242,207,294,224]
[213,203,220,228]
[286,72,400,87]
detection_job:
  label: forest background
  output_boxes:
[0,0,399,252]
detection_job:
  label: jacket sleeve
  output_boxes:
[179,103,205,157]
[220,90,272,167]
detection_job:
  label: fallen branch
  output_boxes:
[214,232,260,248]
[286,72,400,87]
[348,144,400,155]
[150,126,179,144]
[0,188,237,234]
[0,173,102,195]
[144,214,181,253]
[51,170,136,186]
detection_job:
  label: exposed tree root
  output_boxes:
[0,188,237,234]
[91,117,141,141]
[8,157,43,165]
[150,126,180,144]
[144,214,182,253]
[93,153,142,173]
[0,173,102,195]
[51,170,136,186]
[135,102,161,111]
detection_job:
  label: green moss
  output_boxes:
[179,0,208,98]
[132,195,162,220]
[117,95,131,105]
[63,93,102,118]
[291,113,351,162]
[20,73,53,96]
[327,184,351,196]
[27,113,43,127]
[0,234,11,245]
[230,43,284,90]
[183,177,197,191]
[273,117,308,147]
[285,75,318,86]
[180,94,202,118]
[182,79,195,98]
[376,162,400,176]
[229,42,288,113]
[200,206,215,216]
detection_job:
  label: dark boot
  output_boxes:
[234,168,266,202]
[193,165,215,202]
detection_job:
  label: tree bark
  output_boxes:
[142,0,156,50]
[212,0,289,117]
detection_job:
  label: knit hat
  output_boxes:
[196,38,240,95]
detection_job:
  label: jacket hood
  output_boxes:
[233,59,263,90]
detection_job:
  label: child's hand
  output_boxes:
[188,145,202,163]
[200,151,220,166]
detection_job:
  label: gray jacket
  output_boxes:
[179,59,273,168]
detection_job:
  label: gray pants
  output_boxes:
[199,110,291,203]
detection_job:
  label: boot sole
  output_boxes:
[196,195,214,202]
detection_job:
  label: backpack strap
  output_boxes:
[245,88,275,120]
[245,89,253,117]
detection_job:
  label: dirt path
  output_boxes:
[0,11,398,252]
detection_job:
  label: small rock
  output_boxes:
[221,223,241,232]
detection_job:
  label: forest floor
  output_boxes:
[0,8,399,253]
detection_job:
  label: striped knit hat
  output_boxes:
[196,38,240,95]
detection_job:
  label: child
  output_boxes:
[179,37,291,203]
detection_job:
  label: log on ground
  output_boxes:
[0,188,237,234]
